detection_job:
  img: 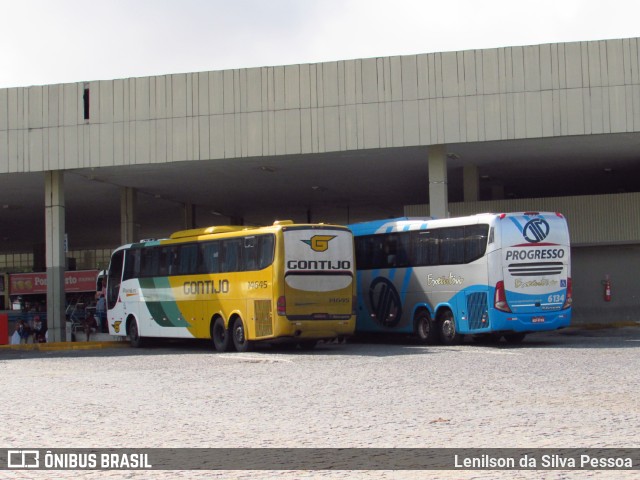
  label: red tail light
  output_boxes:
[494,281,511,312]
[277,296,286,316]
[562,277,573,309]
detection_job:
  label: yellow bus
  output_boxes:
[105,221,356,351]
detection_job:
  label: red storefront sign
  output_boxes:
[9,270,99,295]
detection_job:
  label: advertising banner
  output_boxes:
[9,270,99,295]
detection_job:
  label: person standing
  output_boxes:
[32,316,46,343]
[96,294,107,333]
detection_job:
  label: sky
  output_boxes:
[1,0,639,89]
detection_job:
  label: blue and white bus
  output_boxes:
[349,213,572,344]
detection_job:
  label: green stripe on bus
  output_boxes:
[139,277,191,328]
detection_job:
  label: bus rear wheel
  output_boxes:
[231,318,253,353]
[128,318,143,348]
[212,317,230,352]
[414,310,436,344]
[438,309,462,345]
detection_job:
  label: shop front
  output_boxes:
[7,270,99,340]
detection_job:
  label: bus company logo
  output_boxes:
[302,235,336,252]
[113,320,122,333]
[368,277,403,328]
[522,218,550,243]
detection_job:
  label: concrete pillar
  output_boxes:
[463,164,480,202]
[428,145,449,218]
[120,187,138,245]
[45,171,66,342]
[183,203,196,229]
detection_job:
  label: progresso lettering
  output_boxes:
[287,260,351,270]
[183,279,229,295]
[505,249,566,261]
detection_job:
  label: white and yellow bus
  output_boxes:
[105,221,356,351]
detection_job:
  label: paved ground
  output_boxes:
[1,327,639,479]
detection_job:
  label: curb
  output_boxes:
[0,341,130,352]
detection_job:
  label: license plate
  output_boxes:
[532,317,545,323]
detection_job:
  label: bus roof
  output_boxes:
[111,220,351,251]
[348,213,566,236]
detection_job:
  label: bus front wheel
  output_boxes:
[438,310,462,345]
[212,317,231,352]
[231,318,253,353]
[128,318,143,348]
[414,310,436,344]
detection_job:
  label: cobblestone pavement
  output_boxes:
[1,327,639,479]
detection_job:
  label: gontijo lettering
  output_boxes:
[183,279,229,295]
[287,260,351,270]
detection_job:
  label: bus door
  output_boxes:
[282,228,354,320]
[106,249,126,333]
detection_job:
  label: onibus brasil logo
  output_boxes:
[302,235,336,252]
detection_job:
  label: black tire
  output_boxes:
[212,317,230,352]
[504,332,526,344]
[128,318,143,348]
[231,318,253,353]
[438,309,462,345]
[414,310,436,344]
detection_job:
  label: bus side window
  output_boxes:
[439,227,465,265]
[464,224,489,263]
[354,237,372,269]
[257,235,275,269]
[178,244,198,275]
[244,236,257,271]
[167,247,179,275]
[412,232,428,266]
[413,231,439,266]
[123,249,140,280]
[384,237,398,267]
[222,239,242,273]
[140,248,158,277]
[201,241,221,274]
[396,233,410,267]
[159,246,176,276]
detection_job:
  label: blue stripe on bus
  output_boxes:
[508,217,523,233]
[400,267,412,304]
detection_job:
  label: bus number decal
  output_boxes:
[248,281,268,290]
[548,294,565,303]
